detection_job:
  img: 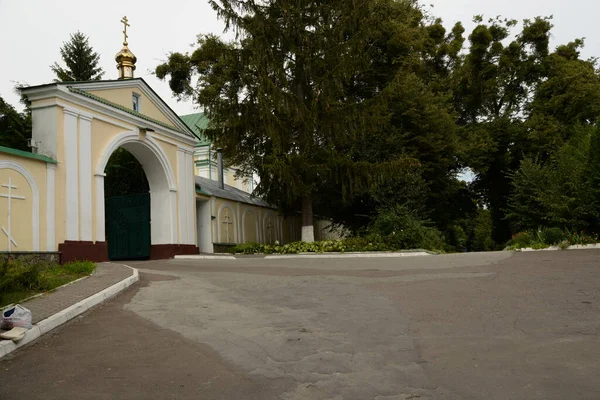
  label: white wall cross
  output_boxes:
[0,177,25,251]
[265,218,273,244]
[223,209,234,243]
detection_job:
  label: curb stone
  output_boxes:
[265,251,432,259]
[174,255,236,260]
[0,264,139,360]
[518,243,600,252]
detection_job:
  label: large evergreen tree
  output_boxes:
[0,96,30,151]
[157,0,423,242]
[51,31,104,82]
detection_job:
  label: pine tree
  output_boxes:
[51,31,104,82]
[0,96,30,151]
[157,0,422,242]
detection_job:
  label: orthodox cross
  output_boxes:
[0,177,25,251]
[121,16,130,45]
[265,218,273,244]
[223,209,234,243]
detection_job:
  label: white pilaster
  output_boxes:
[78,115,93,241]
[64,109,79,241]
[236,202,241,244]
[177,149,187,244]
[95,174,106,242]
[185,151,195,244]
[258,208,263,243]
[46,163,56,250]
[170,189,178,244]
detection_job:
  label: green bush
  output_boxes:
[542,227,564,245]
[506,231,536,249]
[472,209,496,251]
[370,205,445,251]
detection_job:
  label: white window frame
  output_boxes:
[132,92,141,112]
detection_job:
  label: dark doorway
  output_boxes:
[104,148,151,260]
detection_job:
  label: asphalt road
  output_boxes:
[1,250,599,399]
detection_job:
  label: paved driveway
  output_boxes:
[1,251,599,399]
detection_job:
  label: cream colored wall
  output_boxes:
[213,198,284,245]
[0,155,48,252]
[214,198,237,243]
[87,88,172,126]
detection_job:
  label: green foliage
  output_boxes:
[51,31,104,82]
[157,4,600,250]
[228,236,440,255]
[156,0,447,239]
[507,125,598,231]
[505,227,599,250]
[104,148,149,197]
[542,227,564,245]
[0,96,31,151]
[369,206,446,251]
[0,261,96,306]
[471,209,496,251]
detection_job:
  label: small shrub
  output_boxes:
[558,240,570,250]
[542,227,564,245]
[506,231,536,249]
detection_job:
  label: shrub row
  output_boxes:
[228,234,442,255]
[505,228,599,250]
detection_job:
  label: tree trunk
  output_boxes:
[301,196,315,242]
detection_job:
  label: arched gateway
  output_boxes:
[0,19,341,262]
[18,78,199,262]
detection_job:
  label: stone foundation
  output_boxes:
[0,251,61,266]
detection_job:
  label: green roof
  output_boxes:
[0,145,57,164]
[68,87,186,134]
[179,113,211,145]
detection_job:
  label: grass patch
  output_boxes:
[0,260,96,308]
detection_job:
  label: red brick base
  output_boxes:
[150,244,199,260]
[59,241,199,263]
[59,241,109,263]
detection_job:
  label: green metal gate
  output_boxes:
[106,193,151,260]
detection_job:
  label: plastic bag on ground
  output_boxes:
[1,304,32,330]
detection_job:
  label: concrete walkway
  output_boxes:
[1,262,137,358]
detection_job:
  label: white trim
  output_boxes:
[94,174,105,242]
[170,190,178,244]
[46,164,56,251]
[177,149,187,244]
[64,110,79,241]
[29,91,196,145]
[0,161,40,251]
[95,131,176,190]
[68,79,192,134]
[210,197,217,243]
[185,152,195,244]
[23,83,197,145]
[236,202,242,242]
[78,116,93,241]
[97,131,178,245]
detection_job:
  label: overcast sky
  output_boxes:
[0,0,598,116]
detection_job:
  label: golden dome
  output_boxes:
[115,45,137,65]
